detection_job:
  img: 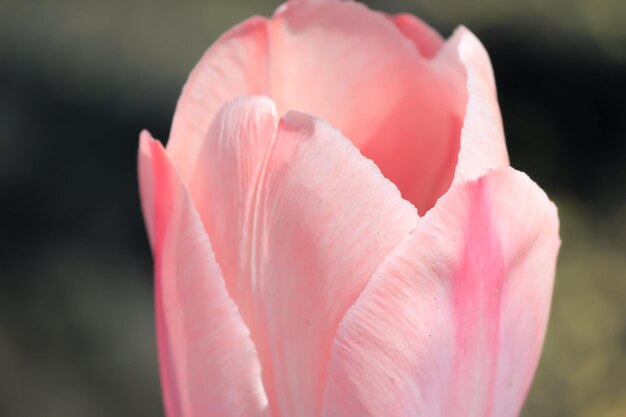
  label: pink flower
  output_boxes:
[138,1,560,416]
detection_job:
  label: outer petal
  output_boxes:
[191,96,418,417]
[323,167,559,417]
[445,26,510,185]
[138,133,268,417]
[166,16,269,185]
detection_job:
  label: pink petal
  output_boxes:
[166,0,470,214]
[445,26,510,185]
[192,96,418,417]
[390,13,445,58]
[138,132,268,417]
[167,16,269,186]
[323,167,559,417]
[269,0,466,213]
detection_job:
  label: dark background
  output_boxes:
[1,1,625,416]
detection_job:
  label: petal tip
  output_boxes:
[280,110,315,133]
[222,95,279,118]
[392,13,445,58]
[139,129,157,149]
[452,26,496,88]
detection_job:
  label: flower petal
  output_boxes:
[167,0,469,213]
[269,0,466,212]
[323,167,559,417]
[192,96,418,417]
[167,16,269,185]
[445,26,510,185]
[390,13,445,59]
[164,3,508,215]
[138,132,268,417]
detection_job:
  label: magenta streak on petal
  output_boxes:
[150,150,184,417]
[451,177,504,416]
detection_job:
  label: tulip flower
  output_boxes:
[138,1,560,416]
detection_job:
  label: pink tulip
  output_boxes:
[138,1,560,416]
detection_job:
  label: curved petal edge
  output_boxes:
[440,26,510,187]
[166,16,270,185]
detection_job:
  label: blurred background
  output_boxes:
[0,0,624,416]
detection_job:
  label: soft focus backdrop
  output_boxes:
[1,1,625,416]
